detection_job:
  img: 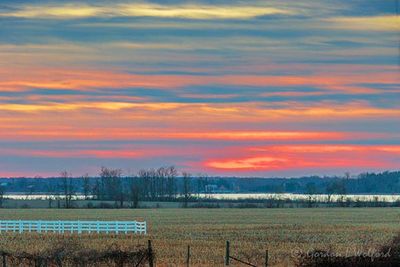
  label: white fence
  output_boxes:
[0,220,146,234]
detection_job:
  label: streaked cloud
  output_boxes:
[0,0,398,177]
[1,66,398,96]
[326,15,400,31]
[0,3,293,19]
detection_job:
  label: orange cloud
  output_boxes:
[0,126,350,142]
[207,156,287,170]
[0,66,397,95]
[205,145,400,171]
[0,100,399,143]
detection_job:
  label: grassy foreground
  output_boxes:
[0,208,399,266]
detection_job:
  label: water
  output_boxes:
[4,193,400,202]
[199,193,400,202]
[4,194,88,200]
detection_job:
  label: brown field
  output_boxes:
[0,208,399,266]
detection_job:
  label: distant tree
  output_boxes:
[326,180,346,198]
[326,183,334,204]
[285,181,299,193]
[327,179,347,207]
[196,173,208,198]
[46,182,57,208]
[182,172,192,208]
[99,167,124,207]
[0,185,5,208]
[166,166,178,200]
[60,171,75,208]
[196,174,202,198]
[82,174,91,200]
[129,177,141,208]
[92,178,101,200]
[156,167,166,198]
[305,182,317,208]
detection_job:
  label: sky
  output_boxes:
[0,0,399,177]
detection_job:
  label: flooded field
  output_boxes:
[4,193,400,202]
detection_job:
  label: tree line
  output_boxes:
[55,166,203,208]
[0,169,399,208]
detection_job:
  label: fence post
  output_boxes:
[265,250,268,267]
[225,241,230,266]
[148,240,154,267]
[2,254,6,267]
[186,245,190,267]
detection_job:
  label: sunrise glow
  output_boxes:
[0,0,399,177]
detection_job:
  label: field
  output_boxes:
[0,208,399,266]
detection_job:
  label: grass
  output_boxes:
[0,208,399,266]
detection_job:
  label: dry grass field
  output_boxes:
[0,208,399,266]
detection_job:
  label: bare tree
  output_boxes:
[166,166,178,200]
[46,182,57,208]
[156,167,166,198]
[0,184,5,208]
[182,172,192,208]
[137,169,150,200]
[82,173,91,200]
[305,182,317,208]
[60,171,75,208]
[197,173,208,198]
[99,167,124,207]
[326,182,334,205]
[129,176,141,208]
[149,168,157,200]
[92,178,101,200]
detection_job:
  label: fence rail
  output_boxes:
[0,220,146,234]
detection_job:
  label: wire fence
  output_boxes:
[0,240,154,267]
